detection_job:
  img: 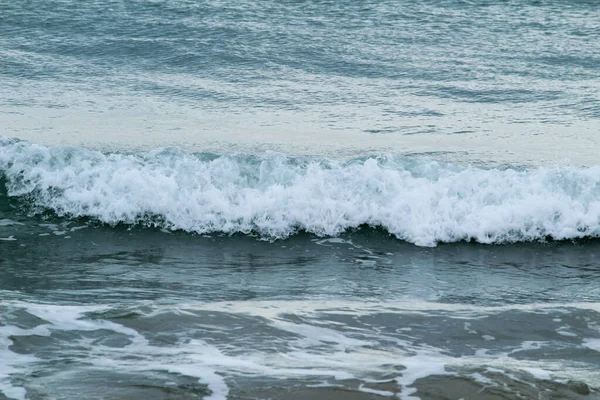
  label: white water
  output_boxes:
[2,139,600,246]
[2,300,600,400]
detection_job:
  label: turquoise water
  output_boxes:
[2,1,600,399]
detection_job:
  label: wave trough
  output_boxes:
[1,139,600,246]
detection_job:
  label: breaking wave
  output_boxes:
[1,138,600,246]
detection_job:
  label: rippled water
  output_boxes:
[2,0,600,163]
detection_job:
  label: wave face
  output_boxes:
[1,139,600,246]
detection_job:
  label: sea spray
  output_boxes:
[2,139,600,246]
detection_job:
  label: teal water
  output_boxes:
[2,0,600,163]
[2,1,600,399]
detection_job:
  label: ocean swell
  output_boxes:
[1,139,600,246]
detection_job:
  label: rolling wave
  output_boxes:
[1,138,600,246]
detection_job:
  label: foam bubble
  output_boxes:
[1,139,600,247]
[583,338,600,352]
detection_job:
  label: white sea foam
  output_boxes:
[0,319,51,400]
[358,384,395,397]
[3,300,600,399]
[583,338,600,352]
[2,139,600,246]
[0,219,23,226]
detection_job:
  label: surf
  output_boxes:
[1,138,600,247]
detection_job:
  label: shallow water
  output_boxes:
[2,222,600,399]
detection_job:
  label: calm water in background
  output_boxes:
[2,0,600,164]
[2,0,600,399]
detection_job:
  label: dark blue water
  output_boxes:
[2,1,600,399]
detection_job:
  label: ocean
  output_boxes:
[1,0,600,399]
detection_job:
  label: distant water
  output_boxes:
[2,0,600,399]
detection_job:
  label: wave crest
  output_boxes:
[1,139,600,246]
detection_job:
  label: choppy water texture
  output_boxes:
[2,0,600,399]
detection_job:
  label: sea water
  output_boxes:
[1,1,600,399]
